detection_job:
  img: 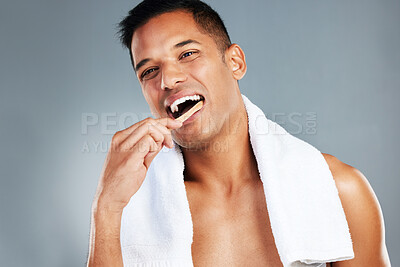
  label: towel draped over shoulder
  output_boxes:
[120,95,354,267]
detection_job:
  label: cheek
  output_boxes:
[142,88,162,117]
[185,58,208,80]
[188,57,229,89]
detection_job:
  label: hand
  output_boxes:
[93,117,182,213]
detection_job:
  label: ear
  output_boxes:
[225,44,247,80]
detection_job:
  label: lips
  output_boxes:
[165,93,205,119]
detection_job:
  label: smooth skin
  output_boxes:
[323,154,391,266]
[87,11,390,266]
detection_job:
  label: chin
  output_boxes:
[172,128,223,151]
[175,140,212,151]
[172,129,216,151]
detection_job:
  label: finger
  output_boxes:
[143,149,161,169]
[121,122,174,150]
[115,117,181,144]
[119,124,164,152]
[131,135,162,168]
[151,122,175,148]
[127,117,181,135]
[157,117,183,130]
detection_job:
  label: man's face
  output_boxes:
[131,11,243,147]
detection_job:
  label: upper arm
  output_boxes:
[322,154,391,267]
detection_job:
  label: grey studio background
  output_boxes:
[0,0,399,266]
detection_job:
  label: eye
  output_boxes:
[180,51,197,60]
[181,51,193,58]
[141,67,158,79]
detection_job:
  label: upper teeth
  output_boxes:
[170,95,201,114]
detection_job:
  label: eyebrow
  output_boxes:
[134,58,150,73]
[134,39,201,72]
[174,39,200,48]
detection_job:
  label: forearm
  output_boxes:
[87,205,124,267]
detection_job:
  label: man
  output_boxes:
[87,0,390,266]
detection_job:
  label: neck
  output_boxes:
[181,101,259,193]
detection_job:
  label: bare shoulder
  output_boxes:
[321,153,391,267]
[322,153,372,197]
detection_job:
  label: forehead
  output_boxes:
[131,11,214,62]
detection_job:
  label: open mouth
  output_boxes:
[167,94,205,119]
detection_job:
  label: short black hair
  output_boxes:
[118,0,232,68]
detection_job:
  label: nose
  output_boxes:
[160,62,187,91]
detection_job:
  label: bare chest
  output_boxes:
[185,181,283,267]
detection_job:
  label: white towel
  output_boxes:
[120,95,354,267]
